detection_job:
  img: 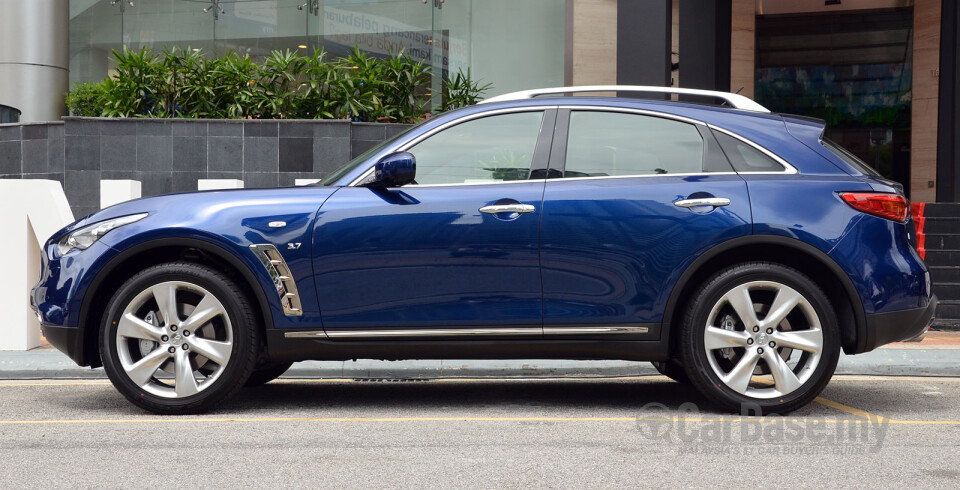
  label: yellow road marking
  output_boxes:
[0,381,112,387]
[0,415,957,426]
[829,375,960,383]
[2,377,958,427]
[814,397,887,423]
[5,374,960,388]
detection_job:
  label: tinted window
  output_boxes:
[562,111,704,178]
[824,138,882,177]
[713,130,785,172]
[408,111,544,185]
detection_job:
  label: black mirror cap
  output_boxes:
[371,151,416,187]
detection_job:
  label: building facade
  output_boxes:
[1,0,959,202]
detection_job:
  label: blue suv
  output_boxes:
[31,86,936,414]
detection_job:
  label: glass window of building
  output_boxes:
[755,8,913,186]
[69,0,566,105]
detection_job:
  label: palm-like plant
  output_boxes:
[66,45,493,120]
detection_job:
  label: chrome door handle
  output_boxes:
[479,204,536,214]
[674,197,730,208]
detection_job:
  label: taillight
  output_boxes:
[840,192,909,222]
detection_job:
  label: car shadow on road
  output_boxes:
[53,377,882,418]
[223,378,836,417]
[232,378,703,411]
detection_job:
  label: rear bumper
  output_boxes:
[860,294,937,353]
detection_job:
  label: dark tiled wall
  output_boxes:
[0,118,410,219]
[0,122,66,186]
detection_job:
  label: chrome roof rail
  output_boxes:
[480,85,771,113]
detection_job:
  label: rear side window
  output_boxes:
[562,111,705,177]
[823,138,882,177]
[713,130,785,173]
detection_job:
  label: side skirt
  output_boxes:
[265,327,668,363]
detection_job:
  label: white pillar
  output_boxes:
[100,180,142,209]
[295,179,321,186]
[0,180,74,350]
[198,179,244,190]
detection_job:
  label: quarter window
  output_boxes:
[408,111,545,185]
[562,111,705,178]
[713,130,786,173]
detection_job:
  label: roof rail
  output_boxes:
[480,85,771,113]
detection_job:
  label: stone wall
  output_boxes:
[0,121,65,185]
[0,118,410,218]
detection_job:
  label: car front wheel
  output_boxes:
[100,262,260,414]
[679,262,840,414]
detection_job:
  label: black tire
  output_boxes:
[100,262,260,415]
[652,359,690,384]
[245,362,294,387]
[678,262,840,414]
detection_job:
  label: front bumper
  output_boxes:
[861,294,937,352]
[40,324,87,366]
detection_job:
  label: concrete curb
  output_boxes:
[2,347,959,379]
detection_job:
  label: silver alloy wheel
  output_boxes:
[115,281,233,398]
[703,280,824,399]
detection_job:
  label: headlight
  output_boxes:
[57,213,148,256]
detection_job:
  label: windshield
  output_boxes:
[317,126,417,186]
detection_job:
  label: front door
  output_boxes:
[312,109,554,335]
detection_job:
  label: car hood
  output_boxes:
[51,186,339,240]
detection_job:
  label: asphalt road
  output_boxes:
[2,375,959,488]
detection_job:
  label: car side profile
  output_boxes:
[31,85,935,415]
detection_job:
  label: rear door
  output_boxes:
[539,108,752,338]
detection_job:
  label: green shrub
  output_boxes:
[441,68,492,113]
[64,81,107,117]
[65,46,492,121]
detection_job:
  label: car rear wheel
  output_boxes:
[679,262,840,414]
[652,359,690,384]
[100,262,260,414]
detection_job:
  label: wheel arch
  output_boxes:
[661,235,866,356]
[77,237,275,368]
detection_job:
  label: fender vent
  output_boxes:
[250,244,303,316]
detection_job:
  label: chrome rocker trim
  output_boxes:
[284,325,649,339]
[250,244,303,316]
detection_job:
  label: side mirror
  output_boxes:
[369,152,416,187]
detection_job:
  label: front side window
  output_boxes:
[562,111,705,178]
[408,111,545,185]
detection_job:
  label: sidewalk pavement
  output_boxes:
[2,331,958,380]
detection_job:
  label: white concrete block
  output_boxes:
[0,180,75,351]
[198,179,244,190]
[295,179,321,186]
[100,180,142,209]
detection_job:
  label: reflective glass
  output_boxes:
[564,112,705,178]
[409,112,544,185]
[68,0,566,102]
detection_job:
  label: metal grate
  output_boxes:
[249,244,303,316]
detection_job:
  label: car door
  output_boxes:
[539,108,752,339]
[312,108,556,336]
